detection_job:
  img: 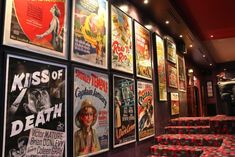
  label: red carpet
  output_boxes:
[150,115,235,157]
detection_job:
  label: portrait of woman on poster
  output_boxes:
[36,4,62,51]
[114,89,122,129]
[74,99,100,156]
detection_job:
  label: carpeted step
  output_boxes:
[200,134,235,157]
[210,116,235,134]
[150,144,203,157]
[168,117,210,126]
[165,126,211,134]
[155,134,223,147]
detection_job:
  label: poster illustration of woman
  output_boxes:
[72,0,108,69]
[4,0,67,58]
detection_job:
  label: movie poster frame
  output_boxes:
[155,34,167,101]
[168,63,178,88]
[71,0,109,69]
[137,80,155,141]
[134,21,153,80]
[170,92,180,115]
[206,81,214,97]
[72,67,110,157]
[177,55,187,92]
[3,0,69,59]
[111,5,134,73]
[2,54,68,157]
[113,74,136,148]
[166,38,177,64]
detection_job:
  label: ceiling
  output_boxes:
[172,0,235,64]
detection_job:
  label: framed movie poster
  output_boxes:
[171,92,179,115]
[134,21,152,80]
[111,6,133,73]
[137,81,155,141]
[156,35,167,101]
[71,0,108,69]
[4,0,68,59]
[73,68,109,156]
[166,39,176,64]
[177,55,186,91]
[2,54,67,157]
[113,75,136,148]
[207,81,214,97]
[168,64,178,88]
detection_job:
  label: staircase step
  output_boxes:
[210,116,235,134]
[169,117,210,126]
[150,144,203,157]
[155,134,223,147]
[165,126,211,134]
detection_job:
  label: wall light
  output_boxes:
[119,5,128,12]
[188,69,194,74]
[144,0,149,4]
[145,24,152,30]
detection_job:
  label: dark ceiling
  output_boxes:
[172,0,235,64]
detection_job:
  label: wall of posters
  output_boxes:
[168,64,178,88]
[111,6,133,73]
[113,75,136,147]
[177,55,186,91]
[4,0,68,59]
[171,92,180,115]
[166,39,177,64]
[137,81,155,141]
[3,55,67,157]
[73,68,109,156]
[156,35,167,101]
[71,0,108,69]
[135,22,152,80]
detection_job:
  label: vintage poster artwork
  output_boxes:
[73,68,109,157]
[111,6,133,73]
[135,22,152,80]
[72,0,108,69]
[168,64,178,88]
[171,92,179,115]
[177,55,186,91]
[113,75,136,147]
[166,39,177,64]
[3,55,67,157]
[4,0,68,58]
[156,35,167,101]
[137,81,155,141]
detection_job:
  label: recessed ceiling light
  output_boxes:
[144,0,149,4]
[202,54,206,58]
[145,24,152,30]
[210,35,214,38]
[119,5,128,12]
[189,44,193,48]
[165,20,170,24]
[210,63,212,66]
[179,35,183,38]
